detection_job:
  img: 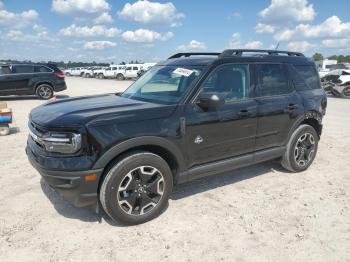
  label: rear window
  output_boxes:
[294,65,320,89]
[13,65,34,73]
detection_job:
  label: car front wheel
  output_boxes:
[100,152,173,225]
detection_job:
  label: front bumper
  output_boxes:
[26,145,103,207]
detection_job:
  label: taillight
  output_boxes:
[55,71,65,78]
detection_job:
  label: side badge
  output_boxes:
[194,135,203,144]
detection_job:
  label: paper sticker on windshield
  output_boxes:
[173,68,194,77]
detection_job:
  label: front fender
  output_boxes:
[92,136,186,171]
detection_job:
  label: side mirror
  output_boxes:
[197,92,225,109]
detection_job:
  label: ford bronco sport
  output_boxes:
[26,49,327,225]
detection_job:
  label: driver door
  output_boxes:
[185,63,257,167]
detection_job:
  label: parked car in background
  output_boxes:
[26,49,327,225]
[94,65,126,79]
[83,67,104,78]
[124,64,143,79]
[0,63,66,99]
[65,67,85,76]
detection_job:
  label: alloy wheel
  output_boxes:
[38,85,53,99]
[294,132,315,167]
[117,166,165,216]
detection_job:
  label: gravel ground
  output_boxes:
[0,77,349,262]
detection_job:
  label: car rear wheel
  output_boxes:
[116,74,125,80]
[100,152,173,225]
[98,73,104,79]
[36,84,54,100]
[65,72,71,76]
[281,124,318,172]
[341,86,350,98]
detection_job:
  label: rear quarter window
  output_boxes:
[34,66,52,73]
[294,65,320,90]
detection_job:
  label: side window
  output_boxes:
[294,65,320,89]
[133,67,138,70]
[200,64,249,102]
[34,66,51,73]
[13,65,34,74]
[0,66,12,75]
[126,67,131,70]
[256,64,292,96]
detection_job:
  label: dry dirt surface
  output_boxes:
[0,77,349,262]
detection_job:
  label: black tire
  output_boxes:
[65,72,71,76]
[98,73,104,79]
[281,124,318,172]
[100,152,173,225]
[36,84,54,100]
[341,86,350,98]
[0,124,10,136]
[116,73,125,80]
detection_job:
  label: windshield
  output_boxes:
[121,65,203,104]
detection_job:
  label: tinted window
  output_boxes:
[294,65,320,89]
[0,66,12,75]
[34,66,51,73]
[133,67,138,70]
[14,65,34,73]
[201,64,249,102]
[256,64,292,96]
[126,67,131,70]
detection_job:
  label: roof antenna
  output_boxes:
[275,42,280,50]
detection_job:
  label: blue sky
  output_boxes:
[0,0,349,63]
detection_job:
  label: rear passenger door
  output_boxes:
[10,65,35,94]
[253,63,303,150]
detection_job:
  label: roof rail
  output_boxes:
[168,52,220,59]
[220,49,305,57]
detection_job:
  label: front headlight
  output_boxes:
[29,129,82,154]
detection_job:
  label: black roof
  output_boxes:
[159,49,314,67]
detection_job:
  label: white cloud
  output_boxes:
[83,40,116,50]
[4,29,55,43]
[255,23,275,34]
[228,33,263,49]
[0,7,38,28]
[122,29,173,43]
[287,41,315,52]
[93,12,113,24]
[118,0,184,26]
[259,0,316,24]
[177,40,206,51]
[322,38,350,48]
[52,0,110,17]
[274,16,350,41]
[59,24,121,37]
[0,1,4,9]
[244,41,263,49]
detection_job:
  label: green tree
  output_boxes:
[312,53,324,61]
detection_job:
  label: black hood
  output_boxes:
[30,94,176,128]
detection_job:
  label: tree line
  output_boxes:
[312,53,350,63]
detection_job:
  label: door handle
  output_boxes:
[238,109,250,116]
[287,104,298,110]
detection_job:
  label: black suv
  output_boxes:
[0,64,66,99]
[26,49,327,225]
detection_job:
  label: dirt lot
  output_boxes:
[0,77,349,262]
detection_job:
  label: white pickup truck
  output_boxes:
[94,65,127,79]
[65,67,86,76]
